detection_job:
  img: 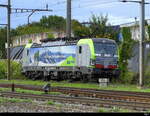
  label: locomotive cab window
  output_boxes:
[94,42,117,57]
[79,46,82,54]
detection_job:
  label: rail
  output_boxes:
[0,91,150,111]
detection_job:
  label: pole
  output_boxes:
[7,0,11,80]
[66,0,71,38]
[139,0,145,87]
[120,0,147,88]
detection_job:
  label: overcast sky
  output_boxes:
[0,0,150,28]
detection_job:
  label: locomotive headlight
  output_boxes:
[114,55,118,58]
[90,59,95,66]
[95,54,101,57]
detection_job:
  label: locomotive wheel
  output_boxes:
[81,74,89,83]
[42,76,48,81]
[68,79,73,83]
[32,77,36,81]
[56,78,61,82]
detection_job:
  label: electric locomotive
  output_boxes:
[22,38,120,81]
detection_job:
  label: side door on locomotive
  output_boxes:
[76,44,91,67]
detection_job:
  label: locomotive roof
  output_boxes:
[39,38,116,47]
[40,37,80,43]
[91,38,116,43]
[28,38,116,48]
[40,37,116,43]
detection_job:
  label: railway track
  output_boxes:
[0,91,150,111]
[1,83,150,104]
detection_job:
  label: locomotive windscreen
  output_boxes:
[94,43,117,57]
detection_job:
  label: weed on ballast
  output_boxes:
[47,100,55,105]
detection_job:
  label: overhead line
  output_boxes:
[74,1,117,8]
[54,1,117,13]
[46,0,66,7]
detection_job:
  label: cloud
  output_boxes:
[73,13,135,26]
[2,0,149,28]
[86,2,121,9]
[108,15,135,25]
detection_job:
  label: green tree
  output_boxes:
[0,28,7,59]
[12,15,68,37]
[47,33,55,38]
[148,25,150,41]
[39,15,66,32]
[119,27,136,83]
[14,24,50,36]
[12,15,88,39]
[72,19,90,37]
[89,14,108,37]
[28,39,32,43]
[11,14,119,41]
[89,14,119,41]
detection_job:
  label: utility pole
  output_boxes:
[66,0,71,38]
[139,0,145,88]
[120,0,149,88]
[7,0,11,80]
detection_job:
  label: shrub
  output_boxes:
[144,66,150,86]
[145,66,150,78]
[0,60,7,79]
[0,60,26,80]
[98,108,107,112]
[111,106,120,112]
[47,33,54,38]
[120,71,135,84]
[11,61,26,79]
[28,39,32,43]
[148,25,150,41]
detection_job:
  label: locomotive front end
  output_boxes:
[92,38,120,78]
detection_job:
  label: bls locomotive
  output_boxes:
[21,38,120,82]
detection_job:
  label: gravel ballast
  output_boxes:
[0,99,100,112]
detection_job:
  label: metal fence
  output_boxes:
[128,42,150,74]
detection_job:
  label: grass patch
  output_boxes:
[0,87,43,95]
[0,97,32,104]
[0,79,47,86]
[16,88,43,95]
[1,79,150,93]
[0,87,62,96]
[47,100,55,105]
[49,92,62,95]
[0,87,10,91]
[98,108,108,112]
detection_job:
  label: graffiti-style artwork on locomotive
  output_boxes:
[28,45,76,66]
